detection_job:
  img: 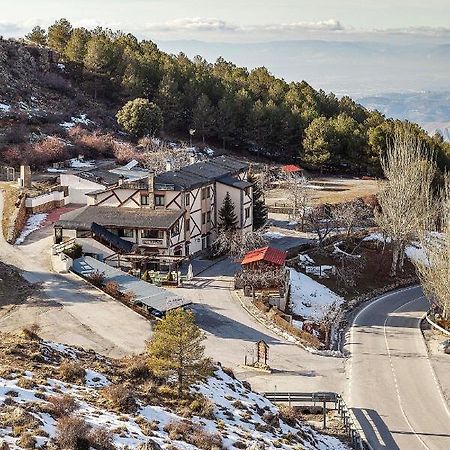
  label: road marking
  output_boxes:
[347,285,421,404]
[383,296,431,450]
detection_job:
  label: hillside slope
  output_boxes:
[0,330,349,449]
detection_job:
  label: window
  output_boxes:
[202,213,206,225]
[206,211,211,223]
[201,186,211,200]
[140,194,149,205]
[155,194,165,206]
[245,186,252,196]
[184,193,190,207]
[118,229,134,238]
[171,224,179,237]
[141,229,163,239]
[245,207,251,220]
[185,218,190,232]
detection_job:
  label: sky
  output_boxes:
[1,0,450,42]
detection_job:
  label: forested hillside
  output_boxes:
[2,19,450,174]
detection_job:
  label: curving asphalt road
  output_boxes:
[346,285,450,450]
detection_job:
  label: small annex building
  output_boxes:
[241,246,287,270]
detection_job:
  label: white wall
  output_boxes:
[60,174,105,204]
[25,190,66,208]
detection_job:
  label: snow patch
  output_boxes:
[68,158,95,168]
[85,369,109,388]
[363,232,391,244]
[60,114,94,129]
[289,268,344,321]
[264,231,287,240]
[15,213,48,245]
[0,103,11,112]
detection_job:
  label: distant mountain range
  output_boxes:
[357,91,450,140]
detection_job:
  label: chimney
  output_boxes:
[190,155,196,165]
[118,175,124,186]
[148,171,155,209]
[18,165,32,189]
[165,160,172,172]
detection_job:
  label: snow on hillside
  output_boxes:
[289,269,344,321]
[0,334,349,450]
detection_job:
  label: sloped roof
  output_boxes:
[91,222,135,254]
[217,176,253,190]
[56,206,183,231]
[241,246,287,266]
[281,164,303,173]
[155,155,249,190]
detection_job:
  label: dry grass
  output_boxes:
[47,394,78,417]
[266,176,379,207]
[59,360,86,383]
[164,420,223,450]
[0,181,20,240]
[102,384,137,413]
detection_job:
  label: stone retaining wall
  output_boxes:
[6,194,27,244]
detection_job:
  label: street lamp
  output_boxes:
[189,128,196,147]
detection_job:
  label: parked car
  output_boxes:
[438,339,450,354]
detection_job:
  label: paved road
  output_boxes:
[346,285,450,450]
[169,259,346,394]
[0,194,152,357]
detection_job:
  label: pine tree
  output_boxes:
[192,94,215,144]
[247,173,267,230]
[218,192,238,231]
[64,27,90,63]
[216,95,236,149]
[155,74,183,131]
[147,309,211,395]
[26,26,47,46]
[47,18,73,54]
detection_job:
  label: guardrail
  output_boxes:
[264,391,366,450]
[425,312,450,336]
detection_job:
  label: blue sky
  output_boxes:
[1,0,450,42]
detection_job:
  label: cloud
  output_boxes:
[146,17,238,32]
[144,17,344,34]
[378,26,450,36]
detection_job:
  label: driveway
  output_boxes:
[170,259,346,394]
[0,194,152,358]
[345,285,450,450]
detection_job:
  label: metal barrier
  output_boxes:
[264,391,366,450]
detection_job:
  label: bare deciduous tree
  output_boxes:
[375,130,436,276]
[415,178,450,320]
[331,200,371,241]
[306,205,336,246]
[286,174,311,231]
[139,138,200,174]
[214,230,268,259]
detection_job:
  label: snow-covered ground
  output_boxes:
[68,157,95,168]
[60,114,94,129]
[0,102,11,112]
[0,338,350,450]
[15,213,48,245]
[289,268,344,321]
[263,231,287,240]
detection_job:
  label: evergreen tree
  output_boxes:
[64,27,90,63]
[218,192,238,231]
[26,26,47,46]
[147,309,211,395]
[216,95,236,149]
[192,94,215,144]
[47,18,72,54]
[247,173,267,230]
[302,116,333,171]
[116,98,163,137]
[156,73,183,131]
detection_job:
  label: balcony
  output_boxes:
[141,238,166,247]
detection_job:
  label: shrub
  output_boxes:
[278,405,302,427]
[31,136,69,167]
[18,432,36,449]
[221,366,235,379]
[188,396,215,419]
[21,323,41,341]
[123,356,151,380]
[164,421,222,450]
[41,72,74,96]
[104,281,120,297]
[87,270,105,287]
[64,243,83,260]
[47,394,77,417]
[88,426,116,450]
[55,416,91,450]
[59,360,85,383]
[102,385,136,413]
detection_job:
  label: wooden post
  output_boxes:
[323,401,327,429]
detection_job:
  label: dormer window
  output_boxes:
[140,194,149,205]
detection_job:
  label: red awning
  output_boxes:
[241,246,287,266]
[281,164,303,173]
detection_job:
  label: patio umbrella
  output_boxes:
[187,263,194,281]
